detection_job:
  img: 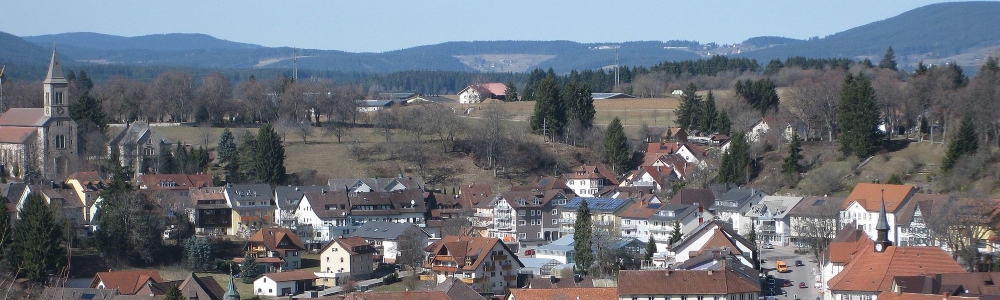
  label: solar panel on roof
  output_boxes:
[812,199,825,206]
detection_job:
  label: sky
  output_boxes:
[0,0,977,53]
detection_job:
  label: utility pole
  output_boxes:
[614,47,620,87]
[0,65,5,113]
[292,48,298,81]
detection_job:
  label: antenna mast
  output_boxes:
[614,47,620,87]
[292,48,298,81]
[0,65,5,112]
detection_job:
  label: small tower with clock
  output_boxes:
[874,196,893,253]
[43,49,69,117]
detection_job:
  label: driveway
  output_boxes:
[759,245,821,300]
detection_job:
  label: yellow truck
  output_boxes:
[775,260,788,273]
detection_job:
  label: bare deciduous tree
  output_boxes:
[926,195,1000,270]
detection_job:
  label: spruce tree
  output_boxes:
[781,132,803,175]
[942,115,978,171]
[237,131,258,182]
[887,174,903,185]
[735,78,780,115]
[674,83,702,131]
[576,84,596,128]
[175,142,188,174]
[603,117,630,174]
[644,235,656,261]
[718,133,750,184]
[503,81,519,102]
[217,128,237,164]
[240,253,260,283]
[255,124,286,185]
[717,111,732,136]
[572,200,593,275]
[669,220,683,244]
[838,73,882,158]
[879,47,898,71]
[700,91,718,133]
[186,237,212,271]
[0,198,10,261]
[157,145,176,174]
[10,193,63,282]
[164,286,184,300]
[529,74,565,135]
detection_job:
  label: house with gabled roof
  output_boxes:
[709,187,767,236]
[889,272,1000,299]
[423,236,523,294]
[224,183,275,236]
[433,182,490,220]
[318,236,376,285]
[458,83,507,103]
[90,269,164,295]
[65,171,105,223]
[348,221,429,264]
[253,270,318,297]
[190,186,232,235]
[295,190,351,246]
[647,203,703,253]
[894,193,949,247]
[787,195,843,249]
[619,199,661,243]
[840,182,917,245]
[326,177,424,194]
[618,260,761,300]
[745,195,803,246]
[488,189,569,248]
[235,227,306,272]
[273,185,329,227]
[506,287,617,300]
[138,173,213,215]
[669,220,758,270]
[564,164,619,197]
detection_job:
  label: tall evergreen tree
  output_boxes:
[164,286,183,300]
[237,131,258,182]
[674,83,702,131]
[669,220,683,244]
[603,117,630,174]
[781,132,803,175]
[503,81,519,102]
[217,128,237,164]
[718,133,751,184]
[644,235,656,261]
[717,111,732,136]
[942,115,979,171]
[573,200,593,275]
[10,193,63,282]
[175,142,189,174]
[240,253,260,283]
[69,91,108,133]
[575,84,596,128]
[186,237,212,271]
[735,78,780,115]
[0,197,11,261]
[255,124,286,185]
[157,145,176,174]
[95,155,162,266]
[700,91,719,133]
[838,73,883,158]
[529,74,565,135]
[879,47,898,71]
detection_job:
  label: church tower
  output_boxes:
[43,49,69,117]
[874,198,893,253]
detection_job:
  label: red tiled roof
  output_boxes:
[331,236,376,255]
[0,127,36,144]
[619,201,661,219]
[68,171,105,184]
[0,108,48,127]
[827,246,966,293]
[507,287,617,300]
[424,236,521,271]
[91,270,164,295]
[248,227,306,253]
[642,142,682,166]
[344,291,450,300]
[139,174,214,191]
[459,182,492,207]
[877,292,977,300]
[480,83,507,96]
[843,183,916,212]
[671,189,716,209]
[618,262,760,295]
[260,270,318,282]
[233,257,285,264]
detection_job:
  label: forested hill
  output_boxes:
[739,1,1000,66]
[0,31,50,65]
[25,32,264,51]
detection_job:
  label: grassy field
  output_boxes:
[457,97,679,127]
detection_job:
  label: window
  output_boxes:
[536,210,541,215]
[552,219,557,224]
[551,210,557,215]
[55,92,64,104]
[55,135,66,149]
[518,211,526,216]
[530,210,535,216]
[519,220,525,226]
[518,233,525,239]
[537,232,542,238]
[341,257,344,262]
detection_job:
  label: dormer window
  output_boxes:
[519,199,526,206]
[533,198,540,205]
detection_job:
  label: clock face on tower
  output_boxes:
[875,243,883,252]
[56,107,65,115]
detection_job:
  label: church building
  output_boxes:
[0,50,78,180]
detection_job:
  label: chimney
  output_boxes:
[707,270,713,275]
[550,275,557,284]
[574,274,582,283]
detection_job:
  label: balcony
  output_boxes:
[492,255,508,261]
[432,265,458,272]
[502,265,512,271]
[559,227,575,233]
[622,224,637,230]
[419,275,436,281]
[462,277,486,284]
[558,218,575,224]
[594,220,614,226]
[504,275,517,281]
[484,266,496,272]
[435,255,455,261]
[495,224,513,231]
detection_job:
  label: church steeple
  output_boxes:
[44,49,68,85]
[42,49,69,117]
[875,190,892,253]
[224,268,240,300]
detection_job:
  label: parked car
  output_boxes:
[783,280,793,287]
[799,282,807,288]
[762,243,774,249]
[795,260,804,266]
[524,249,536,256]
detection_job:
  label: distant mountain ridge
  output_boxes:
[4,1,1000,73]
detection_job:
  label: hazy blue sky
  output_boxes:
[1,0,973,53]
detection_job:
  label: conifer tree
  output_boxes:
[718,133,750,184]
[644,235,656,261]
[838,73,882,158]
[186,237,212,271]
[887,174,903,185]
[717,111,732,136]
[217,128,237,164]
[575,84,596,128]
[157,145,176,174]
[240,253,260,283]
[879,47,898,71]
[237,131,258,182]
[674,83,702,131]
[255,124,286,185]
[10,193,63,282]
[735,78,780,115]
[669,220,683,244]
[164,286,184,300]
[175,142,188,174]
[781,132,803,175]
[942,115,978,171]
[530,74,565,135]
[603,117,630,174]
[503,81,519,102]
[700,91,718,133]
[0,198,10,261]
[573,200,593,275]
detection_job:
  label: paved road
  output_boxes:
[759,245,821,300]
[316,270,416,297]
